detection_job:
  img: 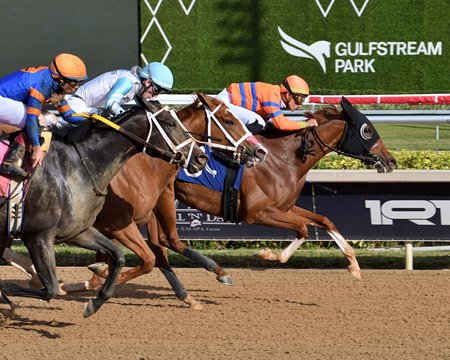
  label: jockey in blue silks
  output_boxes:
[66,62,174,117]
[0,53,89,179]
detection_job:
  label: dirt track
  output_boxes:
[0,266,449,360]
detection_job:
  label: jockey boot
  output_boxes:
[0,142,29,180]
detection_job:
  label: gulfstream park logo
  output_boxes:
[278,27,443,74]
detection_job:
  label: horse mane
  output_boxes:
[52,107,140,144]
[304,105,342,124]
[176,98,201,120]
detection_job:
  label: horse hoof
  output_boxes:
[254,248,279,261]
[348,266,362,280]
[57,283,67,296]
[216,275,233,285]
[83,299,96,318]
[254,248,271,259]
[87,262,108,275]
[184,295,203,311]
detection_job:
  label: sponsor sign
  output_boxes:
[176,182,450,241]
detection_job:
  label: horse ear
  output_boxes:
[196,92,213,110]
[340,96,367,124]
[134,94,162,113]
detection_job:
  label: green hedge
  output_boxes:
[315,151,450,170]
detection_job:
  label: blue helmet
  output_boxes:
[139,62,174,91]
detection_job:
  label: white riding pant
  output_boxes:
[0,96,61,130]
[216,88,266,127]
[0,96,27,129]
[66,95,100,115]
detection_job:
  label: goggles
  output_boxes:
[63,78,83,88]
[290,93,307,105]
[282,79,308,105]
[151,82,170,95]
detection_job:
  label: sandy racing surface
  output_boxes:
[0,266,449,360]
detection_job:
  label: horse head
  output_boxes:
[306,98,396,173]
[185,93,268,167]
[123,99,208,174]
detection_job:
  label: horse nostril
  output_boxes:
[256,147,268,160]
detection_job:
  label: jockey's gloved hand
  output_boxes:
[246,121,264,135]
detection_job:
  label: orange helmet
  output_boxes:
[49,53,88,81]
[280,75,310,96]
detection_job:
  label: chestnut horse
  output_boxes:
[72,97,396,307]
[53,93,268,308]
[0,100,209,317]
[153,97,397,281]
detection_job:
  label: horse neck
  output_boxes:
[74,115,150,189]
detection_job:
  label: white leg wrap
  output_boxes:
[328,231,348,253]
[279,238,306,263]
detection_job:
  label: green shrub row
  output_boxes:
[314,151,450,170]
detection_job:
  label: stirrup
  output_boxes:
[0,164,29,181]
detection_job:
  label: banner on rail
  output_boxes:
[176,182,450,241]
[141,0,448,95]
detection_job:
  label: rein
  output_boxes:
[309,123,380,164]
[88,111,183,165]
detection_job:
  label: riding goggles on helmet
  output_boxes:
[62,78,84,88]
[151,82,170,94]
[282,79,307,105]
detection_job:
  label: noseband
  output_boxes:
[170,103,253,162]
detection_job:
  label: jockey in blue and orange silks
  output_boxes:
[0,53,89,179]
[216,75,318,134]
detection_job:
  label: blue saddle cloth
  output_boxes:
[177,147,244,191]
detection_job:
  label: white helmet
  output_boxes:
[139,62,174,92]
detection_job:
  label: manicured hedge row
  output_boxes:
[315,151,450,170]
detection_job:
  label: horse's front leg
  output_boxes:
[0,234,60,311]
[154,186,232,285]
[68,227,125,317]
[251,205,361,280]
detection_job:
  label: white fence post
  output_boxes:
[405,242,414,270]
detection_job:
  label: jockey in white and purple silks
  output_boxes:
[66,62,174,117]
[0,53,89,178]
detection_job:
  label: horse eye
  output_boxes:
[225,119,234,125]
[360,124,373,140]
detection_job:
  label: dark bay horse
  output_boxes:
[155,97,397,281]
[55,94,268,308]
[0,101,208,317]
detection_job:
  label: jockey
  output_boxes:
[0,53,88,179]
[66,62,174,117]
[216,75,318,134]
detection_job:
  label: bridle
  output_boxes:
[306,122,383,166]
[169,103,253,162]
[142,106,197,168]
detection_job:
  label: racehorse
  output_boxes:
[64,97,396,308]
[43,93,268,309]
[154,97,397,280]
[0,100,208,318]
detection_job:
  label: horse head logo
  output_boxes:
[278,26,331,74]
